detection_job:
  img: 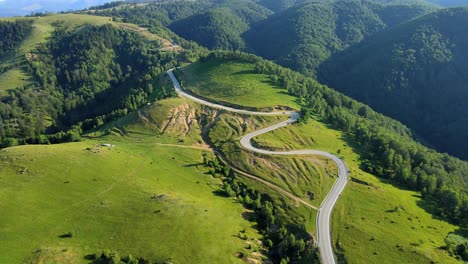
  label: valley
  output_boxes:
[0,1,467,263]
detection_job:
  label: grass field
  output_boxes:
[253,118,460,263]
[0,14,171,93]
[1,14,114,64]
[0,68,33,93]
[177,58,461,262]
[0,14,114,93]
[179,59,300,110]
[0,98,264,263]
[208,113,336,208]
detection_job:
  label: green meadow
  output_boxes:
[179,59,300,110]
[179,57,460,263]
[0,97,263,263]
[253,118,460,263]
[0,14,155,94]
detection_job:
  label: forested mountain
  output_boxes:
[0,22,187,147]
[319,7,468,160]
[244,0,437,75]
[256,0,304,12]
[90,0,436,76]
[92,0,273,50]
[170,0,272,50]
[208,50,468,230]
[90,0,214,27]
[0,20,33,56]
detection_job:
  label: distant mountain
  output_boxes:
[374,0,468,7]
[0,0,120,17]
[319,7,468,159]
[426,0,468,7]
[244,0,437,75]
[256,0,304,12]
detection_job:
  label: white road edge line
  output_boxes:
[167,69,348,264]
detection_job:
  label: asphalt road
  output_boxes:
[167,69,348,264]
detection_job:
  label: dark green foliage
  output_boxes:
[257,0,302,12]
[445,233,468,261]
[231,178,319,263]
[92,0,272,51]
[89,1,214,26]
[426,0,468,7]
[319,8,468,160]
[0,19,33,57]
[244,0,436,75]
[0,24,181,147]
[203,50,468,228]
[89,250,153,264]
[170,0,272,50]
[204,153,318,263]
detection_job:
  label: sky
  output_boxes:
[0,0,119,17]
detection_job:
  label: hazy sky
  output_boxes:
[0,0,117,16]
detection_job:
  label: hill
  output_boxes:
[256,0,304,12]
[89,0,435,75]
[170,0,272,50]
[319,7,468,160]
[0,97,265,263]
[0,14,197,149]
[244,0,437,75]
[87,0,273,50]
[174,52,467,263]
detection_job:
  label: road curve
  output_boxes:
[167,69,348,264]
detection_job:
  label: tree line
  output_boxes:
[0,23,186,148]
[0,19,33,57]
[203,154,319,264]
[202,50,468,228]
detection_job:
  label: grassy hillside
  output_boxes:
[0,13,187,150]
[0,97,265,263]
[319,7,468,160]
[253,118,460,263]
[95,95,323,262]
[0,14,129,95]
[177,58,300,110]
[178,54,462,263]
[244,0,436,75]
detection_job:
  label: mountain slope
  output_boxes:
[170,0,272,50]
[319,7,468,160]
[0,14,187,148]
[244,0,437,75]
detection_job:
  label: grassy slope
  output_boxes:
[0,69,33,93]
[253,118,459,263]
[0,14,173,94]
[0,14,113,93]
[179,58,459,262]
[179,59,300,110]
[0,97,261,263]
[208,113,336,208]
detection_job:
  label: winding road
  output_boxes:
[167,69,348,264]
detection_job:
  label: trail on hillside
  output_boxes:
[167,69,348,264]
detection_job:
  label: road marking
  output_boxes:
[167,69,348,264]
